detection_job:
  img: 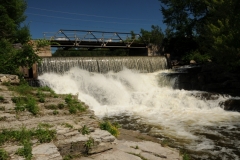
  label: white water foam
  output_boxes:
[39,67,240,153]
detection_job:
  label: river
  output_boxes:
[38,67,240,160]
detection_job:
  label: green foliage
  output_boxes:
[62,123,73,129]
[140,25,164,45]
[63,155,73,160]
[35,39,51,48]
[80,125,90,135]
[84,137,94,154]
[0,126,56,146]
[0,96,4,102]
[34,126,56,143]
[65,94,86,114]
[0,0,27,42]
[99,121,120,137]
[9,83,32,95]
[182,50,211,64]
[159,0,240,70]
[183,153,190,160]
[24,97,39,115]
[57,103,65,109]
[0,148,9,160]
[53,110,59,115]
[16,140,32,160]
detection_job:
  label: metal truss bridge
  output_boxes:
[43,29,148,49]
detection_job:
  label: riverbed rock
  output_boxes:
[220,99,240,112]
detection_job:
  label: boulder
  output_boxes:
[220,99,240,112]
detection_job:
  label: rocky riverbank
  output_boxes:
[0,76,181,160]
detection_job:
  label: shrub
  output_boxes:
[182,50,211,64]
[99,121,120,137]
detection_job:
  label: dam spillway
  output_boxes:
[37,56,168,75]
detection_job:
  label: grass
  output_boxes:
[84,137,94,154]
[65,94,86,114]
[0,126,56,145]
[0,148,9,160]
[16,140,32,160]
[53,110,59,115]
[0,95,4,102]
[62,123,73,129]
[99,121,120,137]
[79,125,90,135]
[127,152,148,160]
[13,96,39,115]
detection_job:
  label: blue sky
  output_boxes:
[25,0,166,39]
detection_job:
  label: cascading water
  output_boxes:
[38,56,168,75]
[38,57,240,160]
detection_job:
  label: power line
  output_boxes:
[26,20,142,33]
[28,6,161,22]
[26,12,155,25]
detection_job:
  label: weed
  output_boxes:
[69,105,77,114]
[16,140,32,160]
[0,106,5,111]
[65,94,86,114]
[0,126,56,146]
[0,96,4,102]
[99,121,120,137]
[38,123,53,129]
[0,116,7,121]
[53,110,59,115]
[128,152,148,160]
[57,103,65,109]
[84,137,94,154]
[2,81,10,86]
[38,95,45,103]
[79,125,90,135]
[9,83,32,95]
[183,153,190,160]
[63,155,73,160]
[0,148,9,160]
[25,97,39,115]
[62,123,73,129]
[34,127,56,143]
[45,104,58,110]
[135,145,139,149]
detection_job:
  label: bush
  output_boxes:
[182,50,211,64]
[99,121,120,137]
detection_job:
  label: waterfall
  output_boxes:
[38,56,168,75]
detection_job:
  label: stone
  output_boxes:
[220,99,240,112]
[190,60,196,64]
[32,143,62,160]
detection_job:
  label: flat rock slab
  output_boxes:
[32,143,62,160]
[79,140,181,160]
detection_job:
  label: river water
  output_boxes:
[38,65,240,160]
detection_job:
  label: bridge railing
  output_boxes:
[43,29,147,48]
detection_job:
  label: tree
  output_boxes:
[159,0,240,68]
[140,25,164,45]
[0,0,41,74]
[203,0,240,69]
